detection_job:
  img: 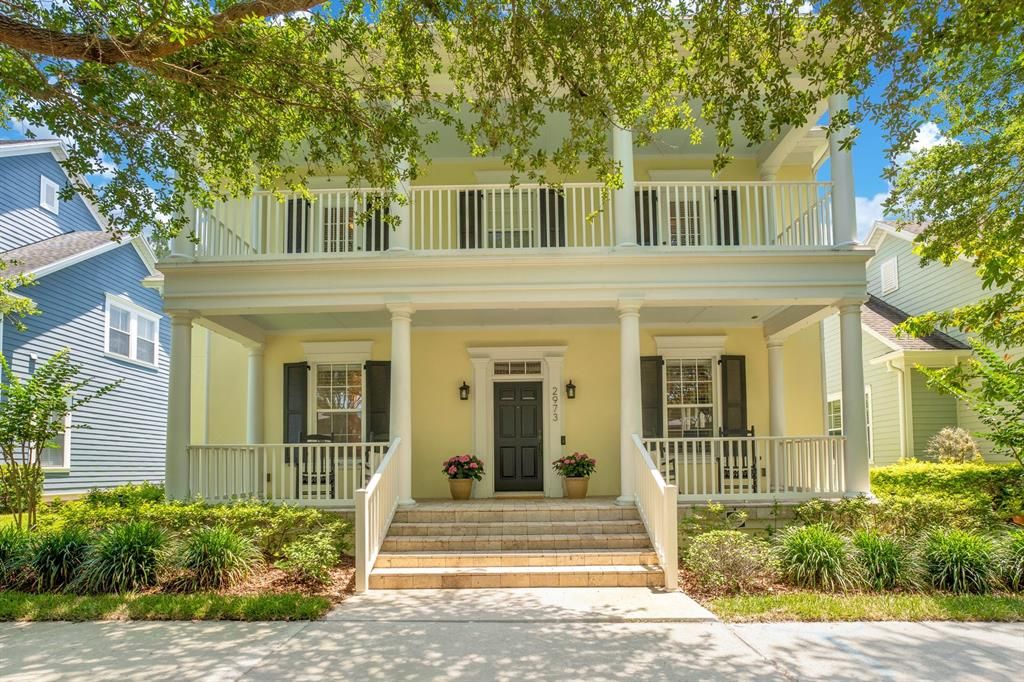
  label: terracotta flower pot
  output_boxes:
[449,478,473,500]
[1012,514,1024,527]
[563,477,589,499]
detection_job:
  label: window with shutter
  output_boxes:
[283,362,308,444]
[364,361,391,442]
[640,356,664,437]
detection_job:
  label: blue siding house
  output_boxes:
[1,139,168,495]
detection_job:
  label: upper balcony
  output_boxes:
[183,179,835,261]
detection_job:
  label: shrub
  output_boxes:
[796,493,996,538]
[852,529,920,591]
[31,526,91,591]
[926,427,981,464]
[679,502,747,552]
[922,529,996,594]
[775,524,860,591]
[172,525,261,591]
[683,530,775,594]
[996,530,1024,592]
[84,482,165,507]
[74,521,166,593]
[871,461,1023,519]
[276,531,339,584]
[0,524,30,588]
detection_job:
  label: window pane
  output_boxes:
[109,328,130,356]
[138,316,156,342]
[40,434,64,468]
[110,306,131,332]
[136,338,155,364]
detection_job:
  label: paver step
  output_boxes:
[368,564,664,589]
[380,533,652,553]
[386,519,646,537]
[392,506,640,524]
[374,549,659,569]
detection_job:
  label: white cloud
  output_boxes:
[798,2,815,14]
[856,191,888,241]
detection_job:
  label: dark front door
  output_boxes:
[494,381,544,492]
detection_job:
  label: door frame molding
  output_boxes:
[468,346,566,498]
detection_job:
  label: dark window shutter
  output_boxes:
[714,189,740,246]
[283,362,309,444]
[538,187,566,247]
[365,204,390,252]
[640,356,664,438]
[635,189,659,245]
[364,360,391,442]
[286,199,310,253]
[719,355,748,435]
[458,190,482,249]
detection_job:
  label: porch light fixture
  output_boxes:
[565,380,576,399]
[459,381,470,401]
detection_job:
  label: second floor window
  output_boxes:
[105,295,161,367]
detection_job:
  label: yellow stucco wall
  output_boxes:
[192,323,826,499]
[189,326,249,444]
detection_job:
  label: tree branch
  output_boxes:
[0,0,320,64]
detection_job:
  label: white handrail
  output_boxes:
[631,434,678,590]
[354,437,402,593]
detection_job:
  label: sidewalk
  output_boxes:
[1,589,1021,681]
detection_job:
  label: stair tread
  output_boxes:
[377,549,654,557]
[385,532,651,540]
[371,564,662,576]
[389,520,642,527]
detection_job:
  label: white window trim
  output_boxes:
[864,385,874,463]
[656,336,727,438]
[40,175,59,214]
[880,256,899,294]
[826,392,843,437]
[38,412,72,472]
[104,294,161,368]
[302,341,373,441]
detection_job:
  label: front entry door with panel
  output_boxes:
[494,381,544,492]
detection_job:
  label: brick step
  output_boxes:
[380,533,652,553]
[374,549,659,569]
[393,506,640,524]
[387,519,646,537]
[368,564,664,589]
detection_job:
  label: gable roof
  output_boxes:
[861,294,969,351]
[1,231,122,278]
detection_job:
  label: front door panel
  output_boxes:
[494,381,544,492]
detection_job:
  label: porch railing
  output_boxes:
[642,436,846,501]
[354,437,402,593]
[187,442,391,506]
[183,181,834,259]
[631,435,678,590]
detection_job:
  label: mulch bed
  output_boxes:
[222,556,356,603]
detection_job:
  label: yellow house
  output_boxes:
[156,95,872,590]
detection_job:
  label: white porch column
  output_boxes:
[612,125,637,247]
[246,345,265,444]
[827,93,858,246]
[165,313,195,500]
[389,157,411,251]
[766,339,786,436]
[388,303,415,505]
[170,197,196,259]
[617,300,643,504]
[839,303,871,495]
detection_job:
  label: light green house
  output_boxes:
[822,220,1014,464]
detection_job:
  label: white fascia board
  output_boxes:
[29,240,122,279]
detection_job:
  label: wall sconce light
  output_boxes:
[565,380,576,399]
[459,381,470,401]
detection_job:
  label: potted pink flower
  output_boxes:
[552,452,597,499]
[442,454,485,500]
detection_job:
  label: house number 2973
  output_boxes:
[551,386,559,422]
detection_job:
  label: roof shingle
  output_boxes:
[862,295,969,351]
[1,231,119,277]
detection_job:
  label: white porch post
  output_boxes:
[612,125,637,247]
[827,93,858,246]
[165,313,195,500]
[246,345,265,444]
[389,157,411,251]
[767,339,786,436]
[617,300,643,504]
[388,303,415,505]
[170,197,196,259]
[839,302,871,495]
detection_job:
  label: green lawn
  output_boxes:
[0,591,332,622]
[0,513,15,527]
[710,593,1024,622]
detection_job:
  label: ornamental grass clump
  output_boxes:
[996,530,1024,592]
[442,454,485,481]
[30,526,91,591]
[0,524,30,588]
[683,530,775,594]
[552,452,597,478]
[922,528,995,594]
[172,524,261,591]
[74,520,165,593]
[852,529,920,591]
[775,524,860,591]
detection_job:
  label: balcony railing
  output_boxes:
[184,181,834,260]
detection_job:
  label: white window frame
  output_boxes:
[655,336,727,439]
[826,389,874,461]
[40,175,59,214]
[302,341,372,443]
[826,393,843,436]
[880,256,899,294]
[104,294,161,368]
[39,412,73,471]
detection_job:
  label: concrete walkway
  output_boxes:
[1,589,1021,681]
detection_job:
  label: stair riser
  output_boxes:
[374,552,660,568]
[381,536,651,552]
[392,509,640,524]
[369,571,664,589]
[387,521,646,537]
